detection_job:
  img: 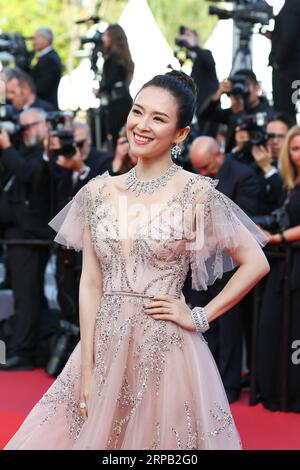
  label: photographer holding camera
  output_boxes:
[200,69,275,152]
[234,113,293,216]
[0,108,52,371]
[177,27,219,135]
[257,125,300,412]
[48,121,113,211]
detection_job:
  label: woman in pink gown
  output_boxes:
[5,71,269,450]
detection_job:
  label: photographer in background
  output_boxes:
[0,108,51,371]
[178,27,219,135]
[5,67,54,113]
[0,67,53,294]
[31,27,62,110]
[257,125,300,412]
[200,69,275,151]
[50,122,113,211]
[234,113,293,215]
[99,24,134,149]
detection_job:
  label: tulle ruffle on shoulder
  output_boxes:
[48,172,109,251]
[187,177,268,291]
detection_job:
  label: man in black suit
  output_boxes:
[0,108,51,370]
[1,68,53,293]
[184,136,259,403]
[31,27,62,109]
[269,0,300,121]
[5,68,54,113]
[189,136,258,215]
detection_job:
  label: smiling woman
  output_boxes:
[4,70,269,450]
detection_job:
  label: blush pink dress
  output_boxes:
[5,169,266,450]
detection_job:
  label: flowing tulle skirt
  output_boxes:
[5,294,241,450]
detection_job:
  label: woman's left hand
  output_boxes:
[144,293,195,332]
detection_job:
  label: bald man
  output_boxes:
[185,136,259,403]
[189,136,258,216]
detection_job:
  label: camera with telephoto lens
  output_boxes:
[80,30,104,74]
[174,26,197,66]
[80,30,103,49]
[0,104,24,135]
[208,0,273,27]
[175,26,191,49]
[0,33,33,70]
[227,73,250,100]
[253,207,290,234]
[47,111,76,159]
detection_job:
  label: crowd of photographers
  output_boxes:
[1,12,300,414]
[0,25,135,376]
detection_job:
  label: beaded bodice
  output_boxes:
[80,170,211,298]
[50,168,266,295]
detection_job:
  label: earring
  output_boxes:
[171,144,181,159]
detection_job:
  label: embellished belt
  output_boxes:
[103,290,155,299]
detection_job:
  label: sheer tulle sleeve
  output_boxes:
[187,179,268,291]
[48,185,92,251]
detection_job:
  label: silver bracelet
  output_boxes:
[191,307,210,333]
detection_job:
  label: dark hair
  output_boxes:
[5,67,36,93]
[138,70,197,128]
[105,24,135,84]
[234,69,258,86]
[267,112,294,130]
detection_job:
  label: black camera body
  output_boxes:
[51,129,77,159]
[175,26,190,48]
[80,30,103,74]
[0,104,22,135]
[175,37,190,49]
[80,29,103,48]
[208,0,273,26]
[253,207,290,234]
[47,111,76,159]
[228,74,250,99]
[174,25,197,66]
[237,112,269,146]
[0,33,33,70]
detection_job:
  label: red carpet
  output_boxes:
[0,370,299,450]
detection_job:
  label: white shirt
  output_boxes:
[38,46,53,58]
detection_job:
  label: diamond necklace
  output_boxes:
[124,162,182,196]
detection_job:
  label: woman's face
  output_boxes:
[126,86,184,160]
[289,135,300,171]
[102,30,111,49]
